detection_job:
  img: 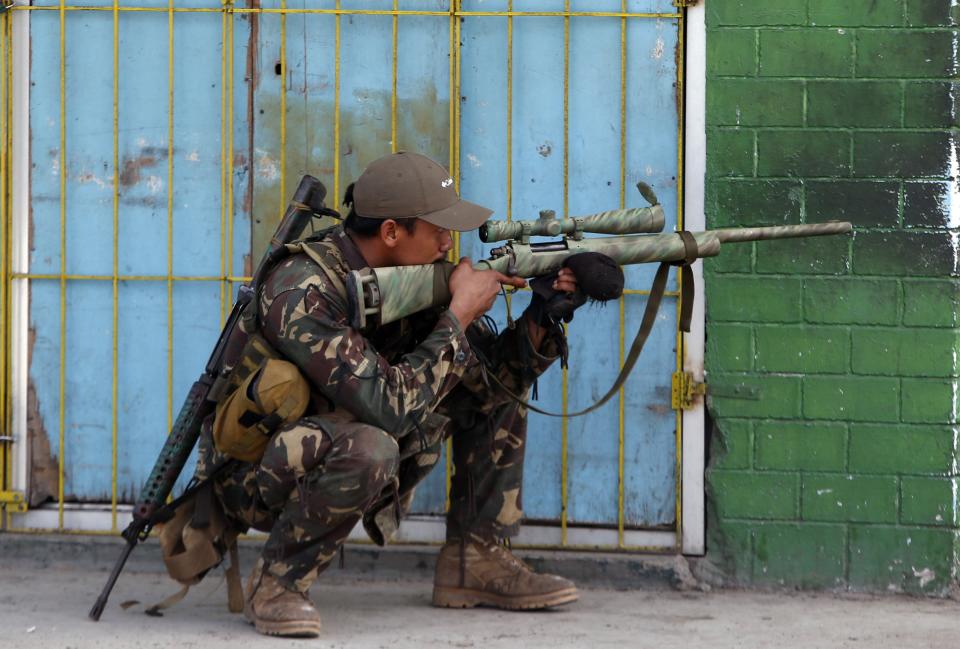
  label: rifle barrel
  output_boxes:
[714,221,852,244]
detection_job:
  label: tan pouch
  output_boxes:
[153,485,243,615]
[213,358,310,463]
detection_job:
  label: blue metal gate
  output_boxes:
[7,0,686,548]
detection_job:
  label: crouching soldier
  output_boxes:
[200,152,589,637]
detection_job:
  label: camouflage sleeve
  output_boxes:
[440,311,564,415]
[262,283,472,438]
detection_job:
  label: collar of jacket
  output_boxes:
[332,228,371,272]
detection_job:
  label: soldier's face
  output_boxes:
[392,220,454,265]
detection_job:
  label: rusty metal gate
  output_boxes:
[0,0,703,553]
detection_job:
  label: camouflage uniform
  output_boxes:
[196,227,563,593]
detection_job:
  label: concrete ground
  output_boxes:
[2,561,958,649]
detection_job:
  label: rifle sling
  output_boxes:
[485,257,686,418]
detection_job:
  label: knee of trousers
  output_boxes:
[304,423,401,510]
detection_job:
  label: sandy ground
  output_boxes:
[0,565,957,649]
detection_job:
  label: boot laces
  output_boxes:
[487,542,531,573]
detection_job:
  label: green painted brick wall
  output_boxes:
[704,0,959,596]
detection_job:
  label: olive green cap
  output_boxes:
[352,151,492,231]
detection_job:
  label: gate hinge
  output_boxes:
[0,490,27,514]
[672,371,706,411]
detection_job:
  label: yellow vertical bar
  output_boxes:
[333,0,341,204]
[58,0,67,530]
[219,1,229,319]
[227,0,235,320]
[167,0,175,437]
[452,0,461,208]
[506,1,512,222]
[617,0,626,549]
[279,0,286,214]
[444,0,458,510]
[560,0,570,547]
[391,0,398,153]
[673,9,686,550]
[503,2,513,318]
[111,0,120,532]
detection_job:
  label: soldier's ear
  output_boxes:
[380,219,400,248]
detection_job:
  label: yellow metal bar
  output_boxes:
[227,1,236,318]
[219,1,229,319]
[504,2,513,318]
[14,6,681,19]
[333,0,341,205]
[111,0,120,532]
[13,274,677,298]
[14,273,252,282]
[444,0,459,512]
[506,1,512,223]
[166,0,175,450]
[617,0,627,549]
[391,0,398,153]
[674,9,686,550]
[279,0,286,216]
[58,0,67,530]
[452,0,461,215]
[560,0,570,547]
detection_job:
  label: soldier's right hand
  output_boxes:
[448,257,526,325]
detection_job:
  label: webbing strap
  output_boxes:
[673,230,698,333]
[225,542,244,614]
[485,260,678,418]
[145,584,190,617]
[299,242,349,303]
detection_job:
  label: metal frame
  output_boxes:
[2,1,706,555]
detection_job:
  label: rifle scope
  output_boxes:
[479,204,665,243]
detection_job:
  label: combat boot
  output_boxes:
[243,559,322,637]
[432,540,578,610]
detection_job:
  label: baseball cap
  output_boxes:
[352,151,492,232]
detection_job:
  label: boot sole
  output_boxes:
[250,619,321,638]
[431,585,579,610]
[244,606,321,638]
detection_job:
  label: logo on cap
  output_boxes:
[441,178,454,188]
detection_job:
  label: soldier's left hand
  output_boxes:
[552,267,578,294]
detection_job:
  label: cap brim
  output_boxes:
[418,198,493,232]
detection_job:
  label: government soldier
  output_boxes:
[199,152,587,637]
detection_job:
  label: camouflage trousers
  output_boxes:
[212,397,528,593]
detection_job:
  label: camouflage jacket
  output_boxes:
[252,226,563,542]
[257,226,563,450]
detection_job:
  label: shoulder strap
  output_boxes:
[295,241,349,302]
[485,260,684,418]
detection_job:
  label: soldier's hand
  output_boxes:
[526,252,623,327]
[448,257,526,325]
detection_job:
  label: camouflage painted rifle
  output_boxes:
[89,175,336,621]
[344,186,851,418]
[345,189,854,330]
